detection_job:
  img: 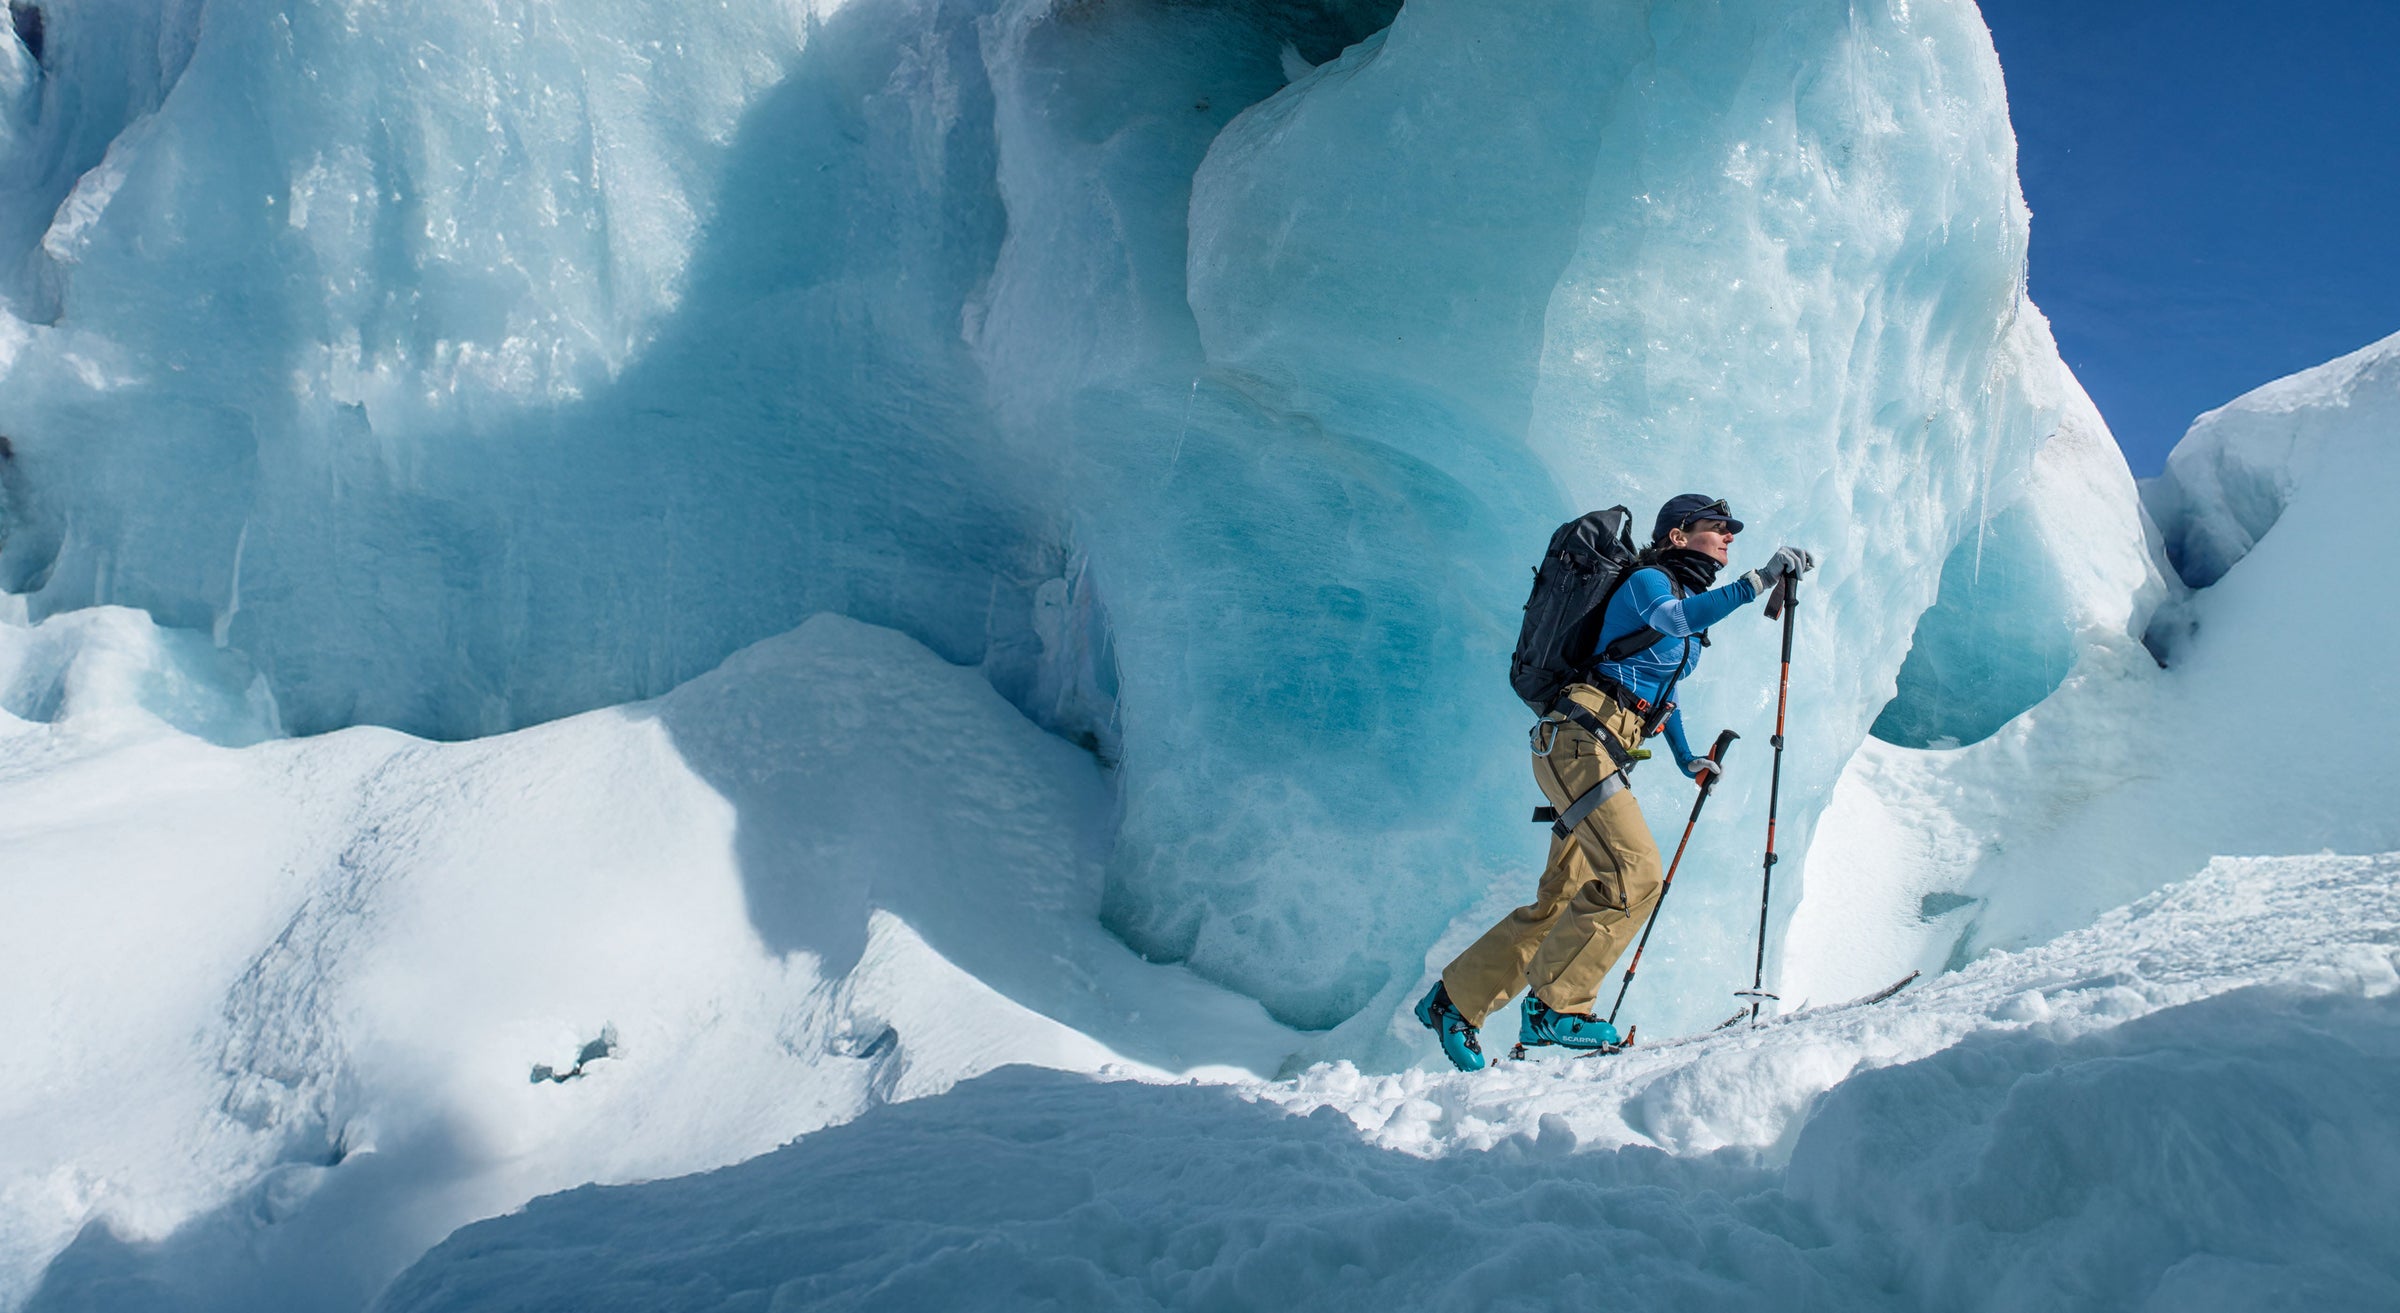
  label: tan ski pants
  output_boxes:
[1441,684,1665,1025]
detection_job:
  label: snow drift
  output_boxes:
[376,851,2400,1311]
[0,607,1287,1310]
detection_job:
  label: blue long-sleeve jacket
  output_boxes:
[1588,567,1758,768]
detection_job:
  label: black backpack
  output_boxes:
[1507,507,1670,714]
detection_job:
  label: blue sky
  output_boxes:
[1979,0,2400,475]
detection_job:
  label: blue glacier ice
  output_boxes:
[1869,511,2081,751]
[1864,371,2169,758]
[0,0,2117,1035]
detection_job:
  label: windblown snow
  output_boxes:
[1,0,2395,1307]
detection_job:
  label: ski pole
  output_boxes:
[1606,728,1738,1026]
[1740,573,1798,1022]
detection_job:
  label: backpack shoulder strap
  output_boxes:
[1642,637,1694,738]
[1594,566,1672,665]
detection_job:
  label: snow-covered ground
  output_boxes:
[0,609,1291,1310]
[371,852,2400,1311]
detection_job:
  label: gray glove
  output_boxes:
[1742,546,1816,596]
[1682,753,1727,782]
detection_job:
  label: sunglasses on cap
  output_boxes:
[1681,499,1735,531]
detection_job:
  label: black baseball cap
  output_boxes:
[1653,494,1744,543]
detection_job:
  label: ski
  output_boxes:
[1708,964,1929,1036]
[1856,970,1920,1007]
[1509,971,1920,1061]
[1719,970,1921,1031]
[1573,1023,1636,1058]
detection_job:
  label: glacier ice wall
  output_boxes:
[1791,329,2397,1001]
[0,0,1071,740]
[1155,0,2084,1027]
[3,0,2086,1032]
[1786,358,2174,1001]
[1872,360,2172,750]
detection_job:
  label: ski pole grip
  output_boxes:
[1765,570,1794,620]
[1777,574,1798,660]
[1698,729,1738,794]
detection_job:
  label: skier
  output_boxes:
[1417,494,1814,1069]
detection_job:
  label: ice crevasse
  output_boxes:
[0,0,2122,1033]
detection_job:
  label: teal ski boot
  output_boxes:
[1517,994,1622,1053]
[1415,982,1486,1072]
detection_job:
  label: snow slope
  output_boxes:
[371,851,2400,1312]
[0,608,1290,1311]
[2145,329,2400,589]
